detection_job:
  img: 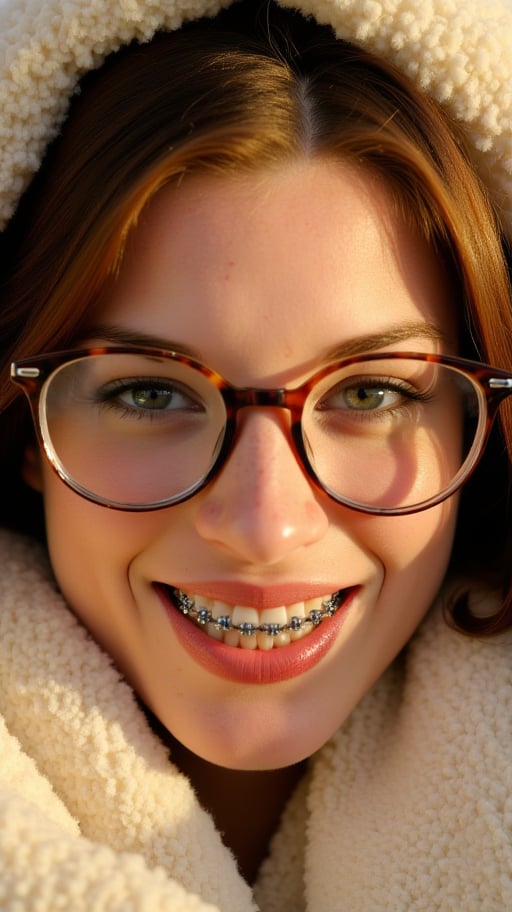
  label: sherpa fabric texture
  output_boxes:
[0,0,511,236]
[1,531,512,911]
[2,1,512,909]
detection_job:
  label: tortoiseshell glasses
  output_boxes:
[10,346,512,515]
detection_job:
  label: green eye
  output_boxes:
[342,385,390,410]
[129,387,175,410]
[319,380,404,413]
[99,377,205,417]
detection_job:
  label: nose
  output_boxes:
[194,409,329,565]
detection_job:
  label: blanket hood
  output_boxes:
[0,0,511,236]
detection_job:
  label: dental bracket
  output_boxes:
[173,589,342,636]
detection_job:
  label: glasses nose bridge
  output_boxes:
[232,387,287,408]
[228,385,304,414]
[218,384,312,492]
[224,385,306,461]
[225,386,306,442]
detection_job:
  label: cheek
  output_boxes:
[361,494,459,602]
[300,501,460,751]
[41,461,161,566]
[39,470,159,659]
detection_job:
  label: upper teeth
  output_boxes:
[174,589,341,637]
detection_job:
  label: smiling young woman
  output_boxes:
[0,1,512,909]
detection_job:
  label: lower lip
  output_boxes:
[155,585,358,684]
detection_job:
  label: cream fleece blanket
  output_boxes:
[1,0,512,908]
[1,527,512,910]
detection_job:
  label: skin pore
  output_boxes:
[25,158,460,880]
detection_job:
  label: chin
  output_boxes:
[173,707,332,770]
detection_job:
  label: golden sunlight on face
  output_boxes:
[34,159,459,769]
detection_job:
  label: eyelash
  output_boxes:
[316,376,433,412]
[94,377,202,418]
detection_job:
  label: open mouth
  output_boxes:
[164,586,350,650]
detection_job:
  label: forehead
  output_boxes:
[91,159,457,384]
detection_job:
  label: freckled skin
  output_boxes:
[223,259,235,282]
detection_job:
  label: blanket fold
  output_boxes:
[0,530,256,912]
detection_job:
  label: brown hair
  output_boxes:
[1,0,511,629]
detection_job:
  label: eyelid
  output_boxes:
[99,375,203,402]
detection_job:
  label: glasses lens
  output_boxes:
[40,353,227,507]
[302,357,485,511]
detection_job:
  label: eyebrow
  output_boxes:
[82,324,202,359]
[84,319,447,364]
[323,321,447,360]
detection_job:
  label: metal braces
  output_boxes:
[173,589,342,636]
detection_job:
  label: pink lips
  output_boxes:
[155,584,358,685]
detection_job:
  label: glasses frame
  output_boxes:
[11,345,512,515]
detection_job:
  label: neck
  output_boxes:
[171,737,306,884]
[144,706,305,884]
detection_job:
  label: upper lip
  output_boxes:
[157,580,352,610]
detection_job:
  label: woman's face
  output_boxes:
[28,159,459,769]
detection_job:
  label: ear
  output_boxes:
[22,444,44,493]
